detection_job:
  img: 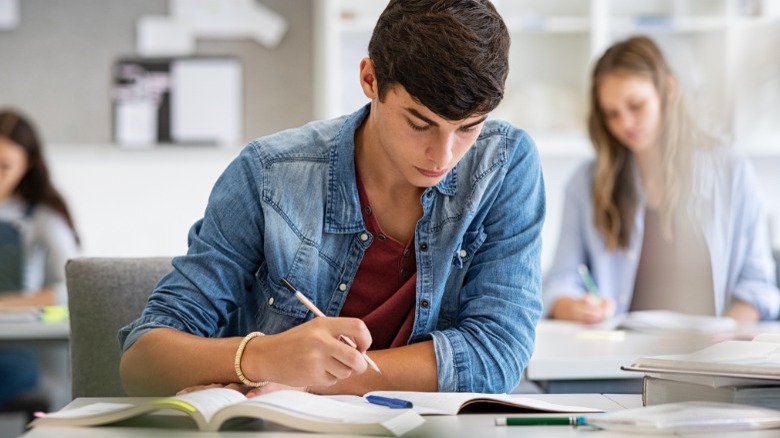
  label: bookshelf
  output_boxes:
[313,0,780,156]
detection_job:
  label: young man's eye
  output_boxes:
[407,120,429,132]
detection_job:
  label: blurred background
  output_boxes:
[0,0,778,271]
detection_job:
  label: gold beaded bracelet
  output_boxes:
[234,331,268,387]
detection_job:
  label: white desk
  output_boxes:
[0,320,69,343]
[20,394,780,438]
[527,320,736,393]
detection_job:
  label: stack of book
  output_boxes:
[623,333,780,409]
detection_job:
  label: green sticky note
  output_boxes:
[40,305,69,323]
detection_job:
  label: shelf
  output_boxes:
[316,0,780,159]
[504,16,590,33]
[611,16,728,33]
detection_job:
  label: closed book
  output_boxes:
[643,375,780,409]
[623,333,780,380]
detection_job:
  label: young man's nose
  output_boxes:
[427,135,455,169]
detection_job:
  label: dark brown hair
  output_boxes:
[368,0,510,120]
[0,109,79,241]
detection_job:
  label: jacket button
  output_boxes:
[268,297,275,306]
[338,283,347,291]
[421,299,429,308]
[420,243,428,251]
[459,249,467,257]
[360,233,369,242]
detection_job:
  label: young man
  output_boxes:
[119,0,545,396]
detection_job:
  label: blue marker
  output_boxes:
[366,395,413,409]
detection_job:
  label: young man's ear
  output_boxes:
[359,57,378,100]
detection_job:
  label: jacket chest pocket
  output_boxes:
[452,226,486,269]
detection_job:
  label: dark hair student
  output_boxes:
[120,0,545,397]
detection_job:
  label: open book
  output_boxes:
[30,388,424,436]
[339,391,602,415]
[622,333,780,380]
[606,310,738,334]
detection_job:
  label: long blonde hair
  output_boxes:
[588,36,713,250]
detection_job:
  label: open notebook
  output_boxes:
[332,391,602,415]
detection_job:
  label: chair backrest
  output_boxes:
[774,249,780,289]
[66,257,172,398]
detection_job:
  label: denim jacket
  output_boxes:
[119,105,546,393]
[543,148,779,320]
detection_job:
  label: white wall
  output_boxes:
[48,145,238,258]
[48,146,780,269]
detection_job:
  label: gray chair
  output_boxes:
[65,257,172,398]
[774,249,780,289]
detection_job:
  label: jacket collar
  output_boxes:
[325,105,458,233]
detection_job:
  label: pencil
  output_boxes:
[280,278,382,374]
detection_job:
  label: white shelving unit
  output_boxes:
[314,0,780,156]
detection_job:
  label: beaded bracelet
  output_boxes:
[234,331,268,387]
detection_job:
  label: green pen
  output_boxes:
[577,264,600,296]
[495,416,588,426]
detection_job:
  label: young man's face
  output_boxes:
[360,60,487,188]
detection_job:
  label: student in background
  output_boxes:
[0,109,79,306]
[119,0,544,397]
[543,36,779,324]
[0,109,80,406]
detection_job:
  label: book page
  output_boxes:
[752,333,780,343]
[644,371,777,388]
[155,387,246,424]
[31,402,159,428]
[364,391,601,415]
[618,310,737,334]
[632,340,780,378]
[587,401,780,433]
[213,390,424,436]
[32,388,247,430]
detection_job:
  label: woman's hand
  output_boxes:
[725,300,760,323]
[551,295,615,324]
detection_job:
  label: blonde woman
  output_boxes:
[543,36,779,324]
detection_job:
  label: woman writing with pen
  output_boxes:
[543,36,779,324]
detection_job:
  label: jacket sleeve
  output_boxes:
[119,145,266,351]
[432,129,545,393]
[541,162,593,315]
[726,157,780,320]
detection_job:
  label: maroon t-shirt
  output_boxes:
[338,170,417,349]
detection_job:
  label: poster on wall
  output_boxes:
[112,56,242,148]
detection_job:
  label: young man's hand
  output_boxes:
[242,317,373,388]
